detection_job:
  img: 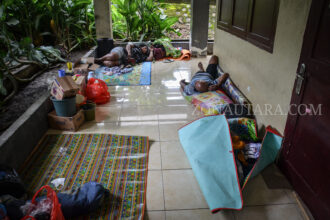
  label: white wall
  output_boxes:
[214,0,312,133]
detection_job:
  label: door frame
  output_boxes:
[279,0,329,219]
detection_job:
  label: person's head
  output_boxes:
[139,43,149,54]
[195,80,209,93]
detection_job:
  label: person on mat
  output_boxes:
[95,43,154,67]
[126,42,154,64]
[94,46,128,67]
[180,55,229,96]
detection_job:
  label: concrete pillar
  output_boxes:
[190,0,210,56]
[93,0,113,39]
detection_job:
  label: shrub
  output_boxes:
[112,0,180,41]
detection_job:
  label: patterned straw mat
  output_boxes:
[19,134,149,220]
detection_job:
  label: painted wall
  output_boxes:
[214,0,312,133]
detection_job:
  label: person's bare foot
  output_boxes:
[180,79,188,85]
[198,62,205,72]
[208,55,219,65]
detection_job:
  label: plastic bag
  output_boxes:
[21,198,52,220]
[21,185,64,220]
[86,78,110,105]
[0,164,26,198]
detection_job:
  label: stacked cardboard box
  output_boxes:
[51,76,79,100]
[48,109,85,131]
[49,76,84,131]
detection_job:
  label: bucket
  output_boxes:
[82,101,96,121]
[51,96,77,117]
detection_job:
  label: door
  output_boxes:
[279,0,330,219]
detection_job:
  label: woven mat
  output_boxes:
[97,62,151,86]
[19,134,149,219]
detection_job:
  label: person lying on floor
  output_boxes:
[95,43,154,67]
[94,46,128,67]
[126,42,154,64]
[180,55,229,95]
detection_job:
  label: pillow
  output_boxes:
[227,118,258,142]
[191,90,233,115]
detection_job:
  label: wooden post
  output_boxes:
[93,0,113,39]
[190,0,210,56]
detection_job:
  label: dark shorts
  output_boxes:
[206,64,219,80]
[196,64,219,80]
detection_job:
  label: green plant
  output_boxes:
[111,0,180,41]
[112,0,141,41]
[48,0,96,52]
[0,1,65,107]
[111,3,129,39]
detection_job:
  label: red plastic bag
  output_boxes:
[21,185,65,220]
[86,78,110,104]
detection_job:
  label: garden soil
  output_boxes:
[0,49,89,134]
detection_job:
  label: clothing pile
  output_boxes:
[0,165,108,220]
[102,66,134,76]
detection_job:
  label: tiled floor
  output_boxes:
[47,58,307,220]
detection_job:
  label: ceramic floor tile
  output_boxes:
[234,204,304,220]
[78,121,118,133]
[120,105,158,121]
[148,141,161,170]
[283,189,298,204]
[153,61,178,74]
[163,169,208,210]
[161,141,191,169]
[173,68,194,81]
[48,58,302,220]
[48,121,118,134]
[166,209,234,220]
[115,121,160,141]
[100,93,124,106]
[159,79,181,91]
[159,93,189,106]
[146,171,165,211]
[144,211,165,220]
[123,93,162,106]
[158,86,183,94]
[243,175,292,206]
[159,120,187,141]
[95,105,121,122]
[119,86,160,96]
[158,105,200,121]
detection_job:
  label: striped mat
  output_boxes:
[19,134,149,220]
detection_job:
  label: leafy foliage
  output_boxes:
[0,0,69,105]
[0,0,181,105]
[112,0,180,41]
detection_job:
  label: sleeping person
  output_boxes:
[180,55,229,95]
[95,43,155,67]
[126,43,154,64]
[94,46,128,67]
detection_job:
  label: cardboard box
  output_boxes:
[81,57,95,64]
[73,75,86,95]
[51,76,80,100]
[88,64,100,72]
[74,63,89,75]
[48,109,85,131]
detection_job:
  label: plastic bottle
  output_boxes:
[58,69,66,77]
[88,71,94,80]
